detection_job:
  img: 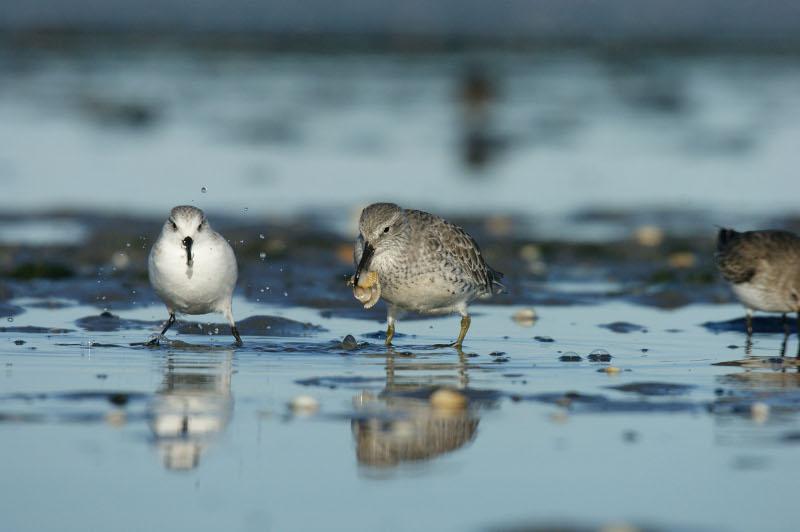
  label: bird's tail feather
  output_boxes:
[489,267,506,295]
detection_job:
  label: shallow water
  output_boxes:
[2,295,799,532]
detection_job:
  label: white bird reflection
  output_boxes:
[147,349,234,470]
[351,349,480,468]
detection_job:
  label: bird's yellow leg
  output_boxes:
[454,315,471,348]
[385,322,395,346]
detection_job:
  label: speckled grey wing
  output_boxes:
[413,210,504,296]
[716,229,800,284]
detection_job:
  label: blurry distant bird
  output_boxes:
[715,228,800,336]
[352,203,505,348]
[148,206,242,346]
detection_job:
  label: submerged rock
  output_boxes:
[599,321,647,334]
[607,382,695,396]
[76,311,158,332]
[176,315,326,337]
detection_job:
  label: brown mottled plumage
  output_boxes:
[715,228,800,335]
[353,203,504,347]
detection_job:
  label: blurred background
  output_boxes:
[2,1,800,313]
[4,6,800,532]
[2,0,800,228]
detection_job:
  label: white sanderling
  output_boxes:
[352,202,505,348]
[715,227,800,335]
[148,205,242,346]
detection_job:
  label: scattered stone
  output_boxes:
[340,334,358,350]
[608,382,695,396]
[600,366,621,374]
[668,251,696,269]
[534,336,554,343]
[751,402,769,424]
[622,430,639,443]
[599,321,647,334]
[634,224,664,247]
[289,395,319,415]
[13,340,25,345]
[512,308,537,327]
[588,349,612,362]
[559,352,582,362]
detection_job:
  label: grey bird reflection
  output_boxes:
[147,349,234,471]
[350,349,480,468]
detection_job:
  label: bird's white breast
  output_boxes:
[149,233,237,315]
[732,282,794,313]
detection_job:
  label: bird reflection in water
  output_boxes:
[458,64,503,171]
[147,349,234,470]
[351,348,480,468]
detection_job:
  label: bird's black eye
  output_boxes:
[170,220,177,231]
[383,226,390,234]
[197,223,203,231]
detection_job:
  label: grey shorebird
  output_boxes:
[148,206,243,346]
[352,202,505,348]
[715,228,800,336]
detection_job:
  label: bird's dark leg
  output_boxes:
[782,313,790,336]
[147,313,175,345]
[231,326,243,347]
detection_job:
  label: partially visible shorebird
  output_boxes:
[352,202,505,348]
[148,205,242,346]
[715,227,800,336]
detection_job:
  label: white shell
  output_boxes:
[352,271,381,309]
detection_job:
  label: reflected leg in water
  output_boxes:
[148,350,234,471]
[746,308,753,336]
[351,346,478,468]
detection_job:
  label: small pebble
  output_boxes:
[289,395,320,415]
[559,352,582,362]
[105,410,127,427]
[14,339,25,345]
[430,388,468,411]
[634,225,664,247]
[512,308,537,327]
[751,402,769,424]
[601,366,622,374]
[534,336,554,343]
[668,251,696,269]
[588,349,612,362]
[340,334,358,350]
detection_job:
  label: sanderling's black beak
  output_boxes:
[353,241,374,286]
[182,236,193,267]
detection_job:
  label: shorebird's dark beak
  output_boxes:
[353,241,374,286]
[182,236,193,266]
